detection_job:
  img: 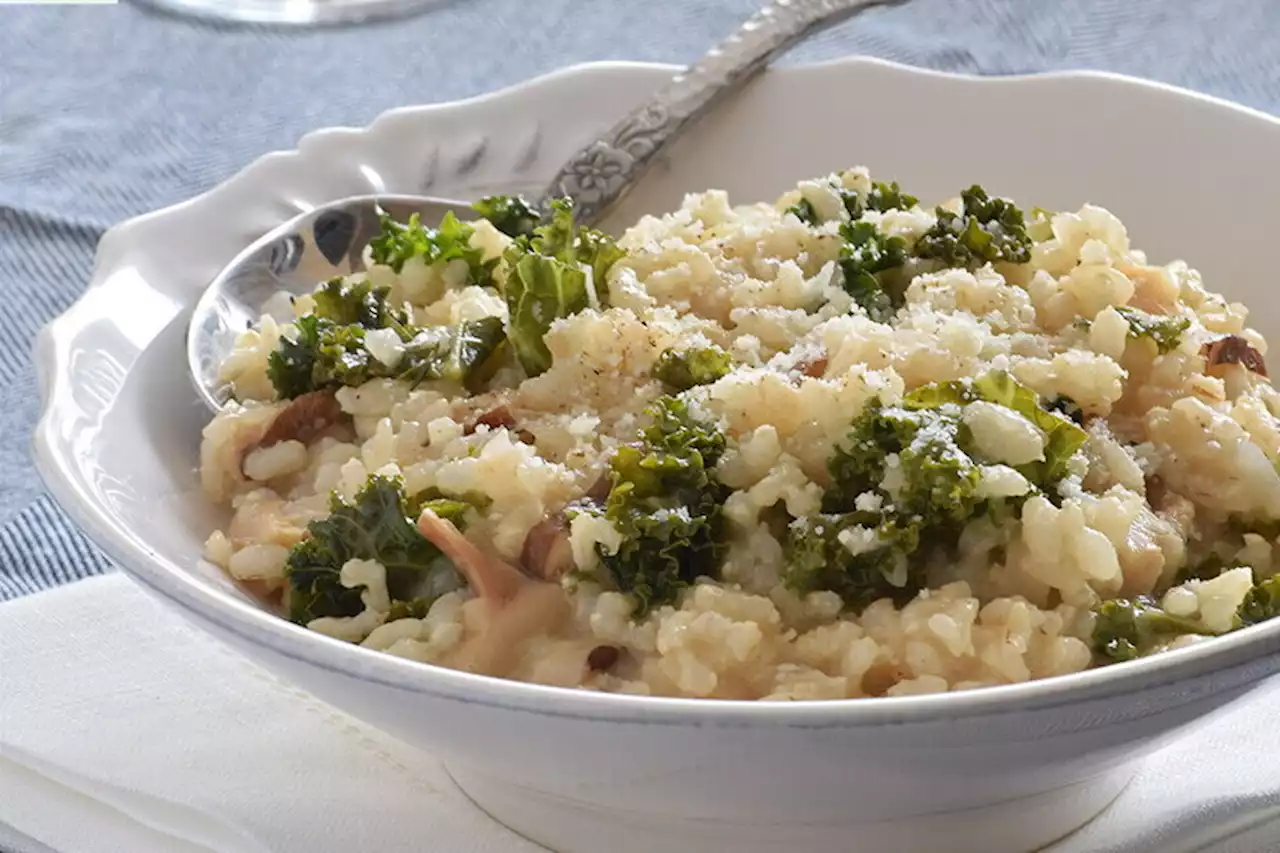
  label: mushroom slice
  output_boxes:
[520,515,576,582]
[416,509,525,603]
[1202,335,1268,378]
[260,389,348,448]
[416,509,573,677]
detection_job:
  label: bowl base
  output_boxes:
[446,761,1135,853]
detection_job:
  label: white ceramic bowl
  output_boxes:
[34,59,1280,853]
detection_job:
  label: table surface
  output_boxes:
[3,0,1280,599]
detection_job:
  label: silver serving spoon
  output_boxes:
[187,0,902,412]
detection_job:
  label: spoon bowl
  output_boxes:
[186,194,472,411]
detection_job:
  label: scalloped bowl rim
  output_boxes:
[33,56,1280,726]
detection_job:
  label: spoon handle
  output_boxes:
[540,0,904,223]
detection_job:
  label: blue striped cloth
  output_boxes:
[4,0,1280,600]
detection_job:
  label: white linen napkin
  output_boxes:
[1,574,1277,853]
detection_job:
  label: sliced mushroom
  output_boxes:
[586,644,622,673]
[468,404,518,432]
[1202,335,1268,378]
[451,582,572,677]
[417,509,526,603]
[464,403,536,444]
[585,472,613,502]
[417,509,573,677]
[260,389,348,449]
[520,515,576,582]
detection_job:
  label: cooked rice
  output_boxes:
[198,167,1280,700]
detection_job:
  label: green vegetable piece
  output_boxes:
[397,316,508,393]
[653,345,733,391]
[592,397,728,616]
[284,475,468,624]
[501,199,625,377]
[266,315,378,399]
[838,220,908,322]
[1238,575,1280,627]
[810,397,980,608]
[311,277,407,329]
[367,210,487,279]
[785,198,819,226]
[268,314,505,400]
[915,185,1033,268]
[472,194,542,239]
[784,513,922,611]
[1174,554,1234,585]
[864,180,918,213]
[1091,596,1217,662]
[267,314,324,399]
[1114,306,1190,355]
[971,371,1087,485]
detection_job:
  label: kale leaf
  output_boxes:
[785,198,819,226]
[367,210,487,280]
[799,397,980,609]
[472,194,542,239]
[284,475,469,624]
[1115,306,1190,355]
[396,316,508,393]
[838,220,908,323]
[268,314,505,399]
[915,185,1033,268]
[501,198,625,377]
[311,277,407,328]
[1091,596,1217,662]
[864,180,918,213]
[1238,575,1280,627]
[791,371,1084,611]
[653,345,733,392]
[970,371,1087,485]
[785,513,923,611]
[591,396,727,617]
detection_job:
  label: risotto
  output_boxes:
[199,169,1280,700]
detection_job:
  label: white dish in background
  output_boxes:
[33,59,1280,853]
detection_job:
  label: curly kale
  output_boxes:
[267,313,506,399]
[653,345,733,392]
[266,315,370,399]
[798,396,981,608]
[1091,596,1217,662]
[864,180,918,213]
[367,209,487,281]
[1115,306,1190,355]
[284,475,472,624]
[785,198,819,226]
[839,220,909,322]
[311,277,408,329]
[1238,575,1280,627]
[791,371,1086,610]
[787,179,916,227]
[396,316,507,393]
[471,194,542,239]
[589,397,727,617]
[501,198,625,377]
[969,371,1087,485]
[915,185,1033,268]
[785,513,923,611]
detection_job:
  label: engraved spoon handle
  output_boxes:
[540,0,904,223]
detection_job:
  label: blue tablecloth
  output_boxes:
[3,0,1280,600]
